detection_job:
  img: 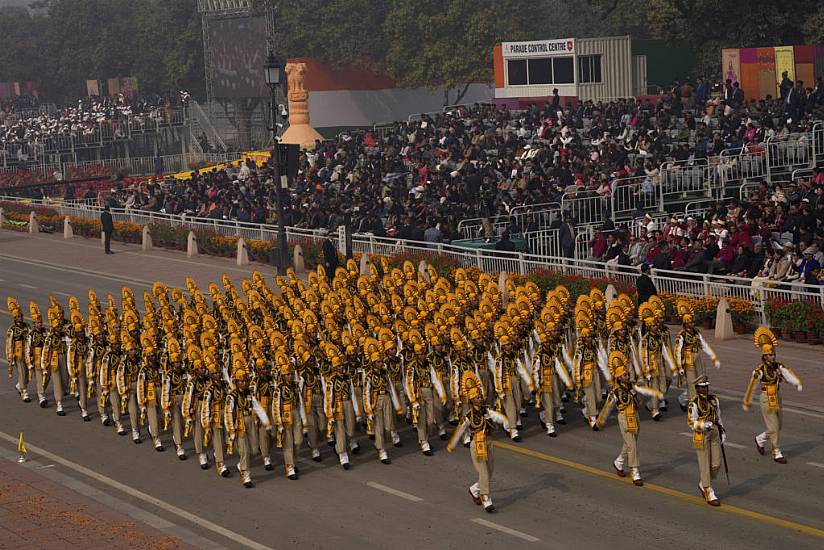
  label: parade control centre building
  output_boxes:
[493,36,654,107]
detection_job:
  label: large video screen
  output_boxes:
[207,16,269,98]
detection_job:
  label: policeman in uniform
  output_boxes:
[688,375,724,506]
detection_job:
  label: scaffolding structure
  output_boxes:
[197,0,276,150]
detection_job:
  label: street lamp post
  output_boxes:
[264,50,289,273]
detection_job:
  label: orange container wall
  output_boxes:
[739,48,759,101]
[756,48,776,100]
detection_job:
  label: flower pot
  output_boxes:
[701,319,713,330]
[780,329,792,340]
[805,332,820,345]
[733,322,747,334]
[792,332,806,343]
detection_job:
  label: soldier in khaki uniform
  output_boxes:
[688,375,724,506]
[201,353,230,477]
[743,327,803,464]
[5,298,30,402]
[323,341,359,468]
[448,370,509,513]
[273,350,302,480]
[597,352,662,487]
[26,302,49,407]
[224,361,261,488]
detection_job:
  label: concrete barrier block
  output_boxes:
[187,231,198,258]
[100,231,105,248]
[142,226,152,251]
[237,238,249,266]
[28,212,38,234]
[63,217,73,239]
[359,253,369,276]
[714,297,734,341]
[293,244,305,273]
[0,207,4,226]
[418,260,430,283]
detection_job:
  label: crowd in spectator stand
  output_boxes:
[83,76,822,286]
[0,91,190,159]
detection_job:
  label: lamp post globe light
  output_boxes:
[264,50,289,272]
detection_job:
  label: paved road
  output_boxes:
[2,255,824,549]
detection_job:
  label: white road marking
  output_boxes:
[0,431,273,550]
[472,518,540,542]
[366,481,423,502]
[53,291,74,298]
[19,283,36,289]
[807,462,824,469]
[37,464,55,469]
[783,407,824,420]
[678,432,745,449]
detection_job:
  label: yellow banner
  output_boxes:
[170,151,272,180]
[774,46,795,96]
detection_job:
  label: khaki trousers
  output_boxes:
[171,395,184,446]
[618,412,639,469]
[305,393,327,450]
[539,389,556,423]
[126,383,139,429]
[281,418,303,467]
[389,378,406,431]
[684,367,699,400]
[372,394,393,451]
[98,389,121,422]
[145,400,160,439]
[758,392,782,451]
[237,415,255,472]
[211,427,225,464]
[192,398,204,454]
[12,356,28,394]
[333,400,356,456]
[415,387,437,443]
[502,385,518,433]
[34,359,48,398]
[471,439,494,497]
[647,370,666,413]
[583,382,600,419]
[695,426,721,488]
[47,355,68,404]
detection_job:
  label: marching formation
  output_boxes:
[5,259,803,512]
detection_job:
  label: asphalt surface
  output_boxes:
[1,255,824,550]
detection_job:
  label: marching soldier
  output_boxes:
[160,337,188,459]
[688,375,725,507]
[572,307,603,431]
[597,352,662,486]
[363,337,396,464]
[294,336,328,463]
[674,299,721,411]
[201,352,230,477]
[5,298,30,402]
[638,303,673,421]
[100,323,127,435]
[26,302,49,407]
[182,346,210,469]
[448,370,509,513]
[137,333,164,451]
[224,361,262,488]
[404,329,446,455]
[534,317,572,436]
[323,342,359,468]
[273,350,302,480]
[42,297,69,416]
[251,344,277,471]
[118,328,143,443]
[744,327,803,464]
[66,300,91,421]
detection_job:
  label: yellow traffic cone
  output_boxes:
[17,431,27,463]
